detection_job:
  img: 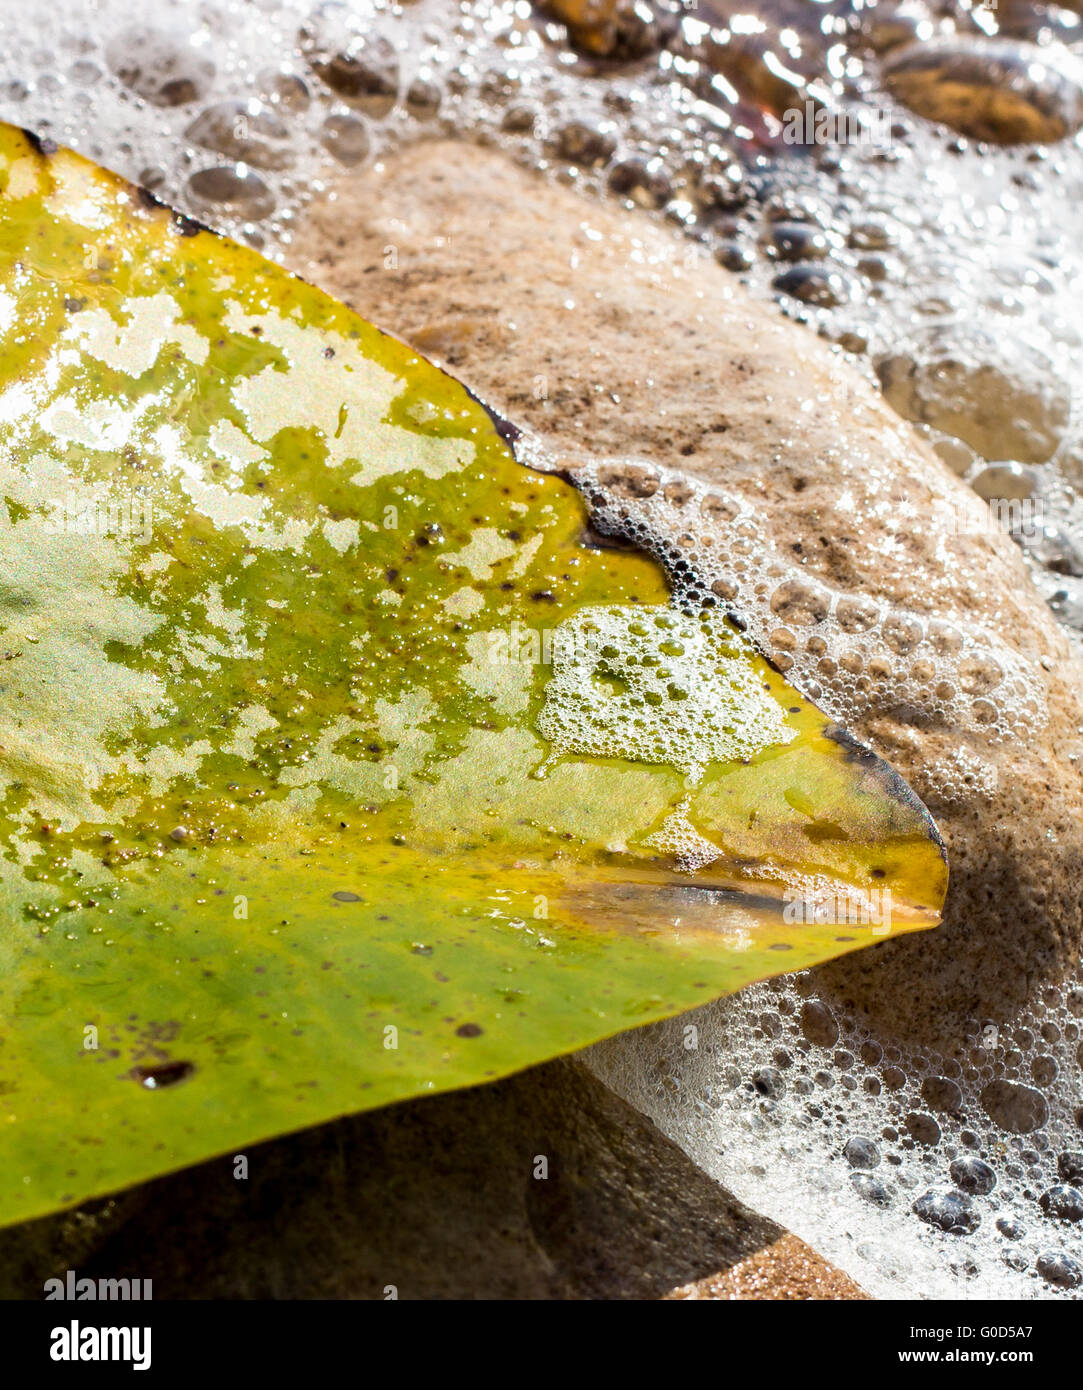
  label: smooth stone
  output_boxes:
[292,139,1083,1051]
[884,36,1083,144]
[0,1058,863,1298]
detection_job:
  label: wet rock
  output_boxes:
[543,0,675,60]
[666,1232,869,1300]
[877,325,1070,464]
[293,139,1083,1052]
[0,1059,849,1299]
[884,36,1083,144]
[105,25,215,107]
[913,1188,980,1234]
[185,101,294,171]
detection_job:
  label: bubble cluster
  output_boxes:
[569,453,1047,748]
[3,0,1083,1301]
[537,605,795,781]
[1,1,1081,625]
[587,969,1083,1298]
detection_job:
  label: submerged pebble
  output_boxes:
[884,36,1083,144]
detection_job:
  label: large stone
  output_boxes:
[0,1059,859,1299]
[292,139,1083,1049]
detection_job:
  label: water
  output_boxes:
[2,0,1082,1298]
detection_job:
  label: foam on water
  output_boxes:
[3,0,1083,1298]
[538,605,796,779]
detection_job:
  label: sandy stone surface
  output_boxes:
[291,138,1083,1052]
[0,1059,861,1299]
[666,1233,871,1301]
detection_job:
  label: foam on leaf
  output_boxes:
[0,125,946,1227]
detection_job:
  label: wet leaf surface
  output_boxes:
[0,125,946,1226]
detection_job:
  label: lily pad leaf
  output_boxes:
[0,125,947,1227]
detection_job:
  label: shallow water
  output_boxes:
[2,0,1082,1298]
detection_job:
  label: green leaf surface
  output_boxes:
[0,125,948,1227]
